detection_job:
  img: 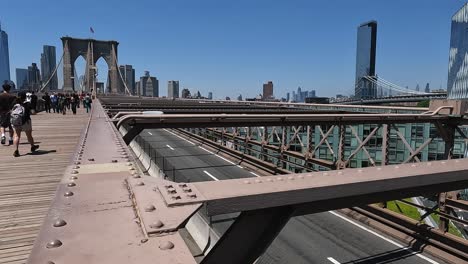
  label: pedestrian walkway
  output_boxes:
[0,108,89,264]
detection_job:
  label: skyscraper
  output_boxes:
[119,65,136,95]
[16,68,28,90]
[355,21,377,99]
[448,3,468,99]
[40,45,58,91]
[27,63,41,91]
[208,92,213,100]
[181,88,191,98]
[425,83,430,93]
[0,23,10,84]
[263,81,273,100]
[167,80,179,98]
[139,71,158,97]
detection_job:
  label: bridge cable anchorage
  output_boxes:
[39,40,66,93]
[112,45,132,96]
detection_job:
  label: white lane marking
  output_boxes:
[214,154,235,165]
[166,144,175,150]
[329,211,440,264]
[199,146,214,154]
[250,172,261,177]
[203,170,219,181]
[327,257,341,264]
[147,131,153,135]
[163,128,195,145]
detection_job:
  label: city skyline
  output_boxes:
[0,1,465,98]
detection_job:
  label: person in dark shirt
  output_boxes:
[12,91,39,157]
[0,83,16,145]
[42,92,51,113]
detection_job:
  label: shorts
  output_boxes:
[0,113,11,128]
[13,120,32,132]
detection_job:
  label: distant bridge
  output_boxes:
[336,93,447,105]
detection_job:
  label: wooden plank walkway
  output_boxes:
[0,108,89,264]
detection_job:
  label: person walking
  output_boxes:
[50,93,58,113]
[58,94,66,115]
[71,93,77,115]
[0,83,15,145]
[30,91,38,114]
[42,92,51,113]
[11,91,39,157]
[84,94,92,113]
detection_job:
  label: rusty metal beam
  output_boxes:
[155,158,468,216]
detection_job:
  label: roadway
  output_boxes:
[140,129,446,264]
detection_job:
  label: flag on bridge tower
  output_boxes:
[90,27,94,34]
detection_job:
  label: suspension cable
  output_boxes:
[39,45,65,93]
[112,45,132,95]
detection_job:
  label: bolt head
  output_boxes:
[70,176,78,180]
[136,182,145,186]
[159,241,174,250]
[145,205,156,212]
[67,182,76,187]
[53,219,67,227]
[71,170,79,174]
[150,220,164,229]
[88,158,95,161]
[64,191,74,197]
[46,239,63,249]
[111,159,118,163]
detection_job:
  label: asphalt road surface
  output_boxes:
[140,129,447,264]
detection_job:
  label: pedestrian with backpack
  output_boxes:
[84,94,92,113]
[0,83,15,145]
[11,92,39,157]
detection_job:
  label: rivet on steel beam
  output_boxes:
[133,174,141,178]
[46,239,63,249]
[88,158,95,161]
[140,238,148,243]
[74,161,81,165]
[187,194,197,199]
[165,185,173,189]
[64,191,74,197]
[70,176,78,180]
[71,170,79,174]
[73,166,80,169]
[112,159,118,163]
[126,162,132,166]
[171,195,181,200]
[182,188,192,193]
[159,241,174,250]
[53,219,67,227]
[150,220,164,229]
[122,155,129,158]
[136,182,145,186]
[129,167,135,171]
[126,159,132,162]
[179,183,188,188]
[145,205,156,212]
[67,182,76,187]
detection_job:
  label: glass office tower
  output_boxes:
[355,21,377,99]
[0,24,10,84]
[447,3,468,99]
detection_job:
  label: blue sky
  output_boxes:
[1,0,466,98]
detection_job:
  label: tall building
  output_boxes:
[286,92,290,102]
[416,84,420,92]
[15,68,28,90]
[425,83,430,93]
[355,21,377,99]
[447,3,468,98]
[263,81,273,99]
[208,92,213,100]
[237,94,243,101]
[139,71,158,97]
[27,63,41,91]
[40,45,58,91]
[167,80,179,98]
[119,65,136,95]
[0,23,10,84]
[181,88,191,98]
